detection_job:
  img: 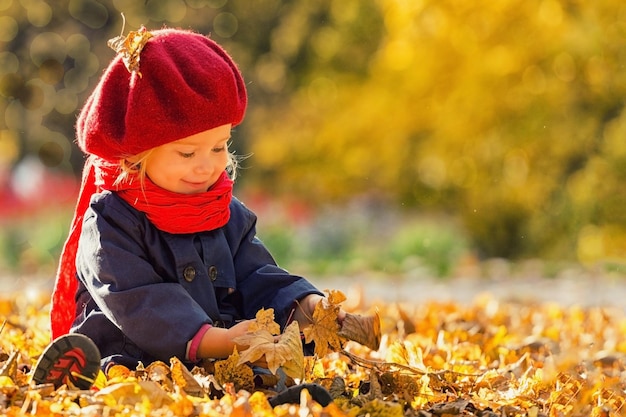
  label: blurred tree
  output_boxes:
[2,0,626,264]
[248,0,626,262]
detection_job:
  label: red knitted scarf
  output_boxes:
[50,156,233,339]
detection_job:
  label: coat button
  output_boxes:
[208,265,218,281]
[183,266,196,282]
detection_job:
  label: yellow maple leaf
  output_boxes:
[326,289,347,305]
[214,348,255,392]
[302,291,343,358]
[248,308,281,335]
[234,321,304,380]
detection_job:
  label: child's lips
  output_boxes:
[182,179,209,191]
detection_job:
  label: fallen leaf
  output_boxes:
[145,360,173,391]
[94,380,173,408]
[338,311,381,351]
[170,357,203,397]
[0,351,17,379]
[302,293,343,358]
[248,308,281,335]
[326,289,347,306]
[214,348,255,392]
[235,321,304,380]
[106,364,131,381]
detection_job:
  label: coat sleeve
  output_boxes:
[75,194,212,361]
[227,200,323,327]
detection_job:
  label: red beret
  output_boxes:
[76,28,247,160]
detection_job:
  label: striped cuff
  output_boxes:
[187,323,212,362]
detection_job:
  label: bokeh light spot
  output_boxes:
[538,0,563,26]
[577,225,604,265]
[145,0,186,22]
[23,79,56,114]
[255,54,286,93]
[522,65,547,95]
[68,0,108,29]
[0,52,19,75]
[0,16,18,42]
[186,0,211,8]
[27,1,52,27]
[30,32,66,67]
[418,155,446,189]
[64,67,90,93]
[213,12,238,38]
[0,0,13,12]
[66,33,91,59]
[29,128,72,168]
[39,59,65,85]
[19,82,45,110]
[0,130,19,166]
[553,52,576,83]
[0,73,23,98]
[5,100,42,130]
[312,27,340,61]
[307,77,337,108]
[38,141,65,168]
[503,149,529,186]
[206,0,227,8]
[381,39,414,71]
[55,89,78,115]
[0,52,20,76]
[449,157,477,188]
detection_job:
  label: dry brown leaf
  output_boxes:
[338,311,382,351]
[397,304,416,335]
[248,308,281,335]
[145,360,174,391]
[276,321,305,380]
[107,14,153,76]
[234,321,304,380]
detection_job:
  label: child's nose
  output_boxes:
[194,155,215,174]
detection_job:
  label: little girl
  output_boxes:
[31,27,340,398]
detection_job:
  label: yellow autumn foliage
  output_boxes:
[1,287,626,416]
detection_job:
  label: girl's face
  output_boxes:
[143,124,232,194]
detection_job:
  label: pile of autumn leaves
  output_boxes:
[1,288,626,416]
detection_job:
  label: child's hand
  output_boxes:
[198,320,255,359]
[301,294,324,319]
[227,320,255,349]
[294,294,347,327]
[229,319,272,368]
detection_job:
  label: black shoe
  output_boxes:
[32,333,101,390]
[269,383,332,407]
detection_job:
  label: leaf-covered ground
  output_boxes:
[1,286,626,416]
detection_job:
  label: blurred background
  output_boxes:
[2,0,626,288]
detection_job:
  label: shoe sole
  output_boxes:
[32,333,101,390]
[269,383,332,407]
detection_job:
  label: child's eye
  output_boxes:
[178,152,195,158]
[212,146,226,153]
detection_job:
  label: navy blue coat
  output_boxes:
[72,191,321,368]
